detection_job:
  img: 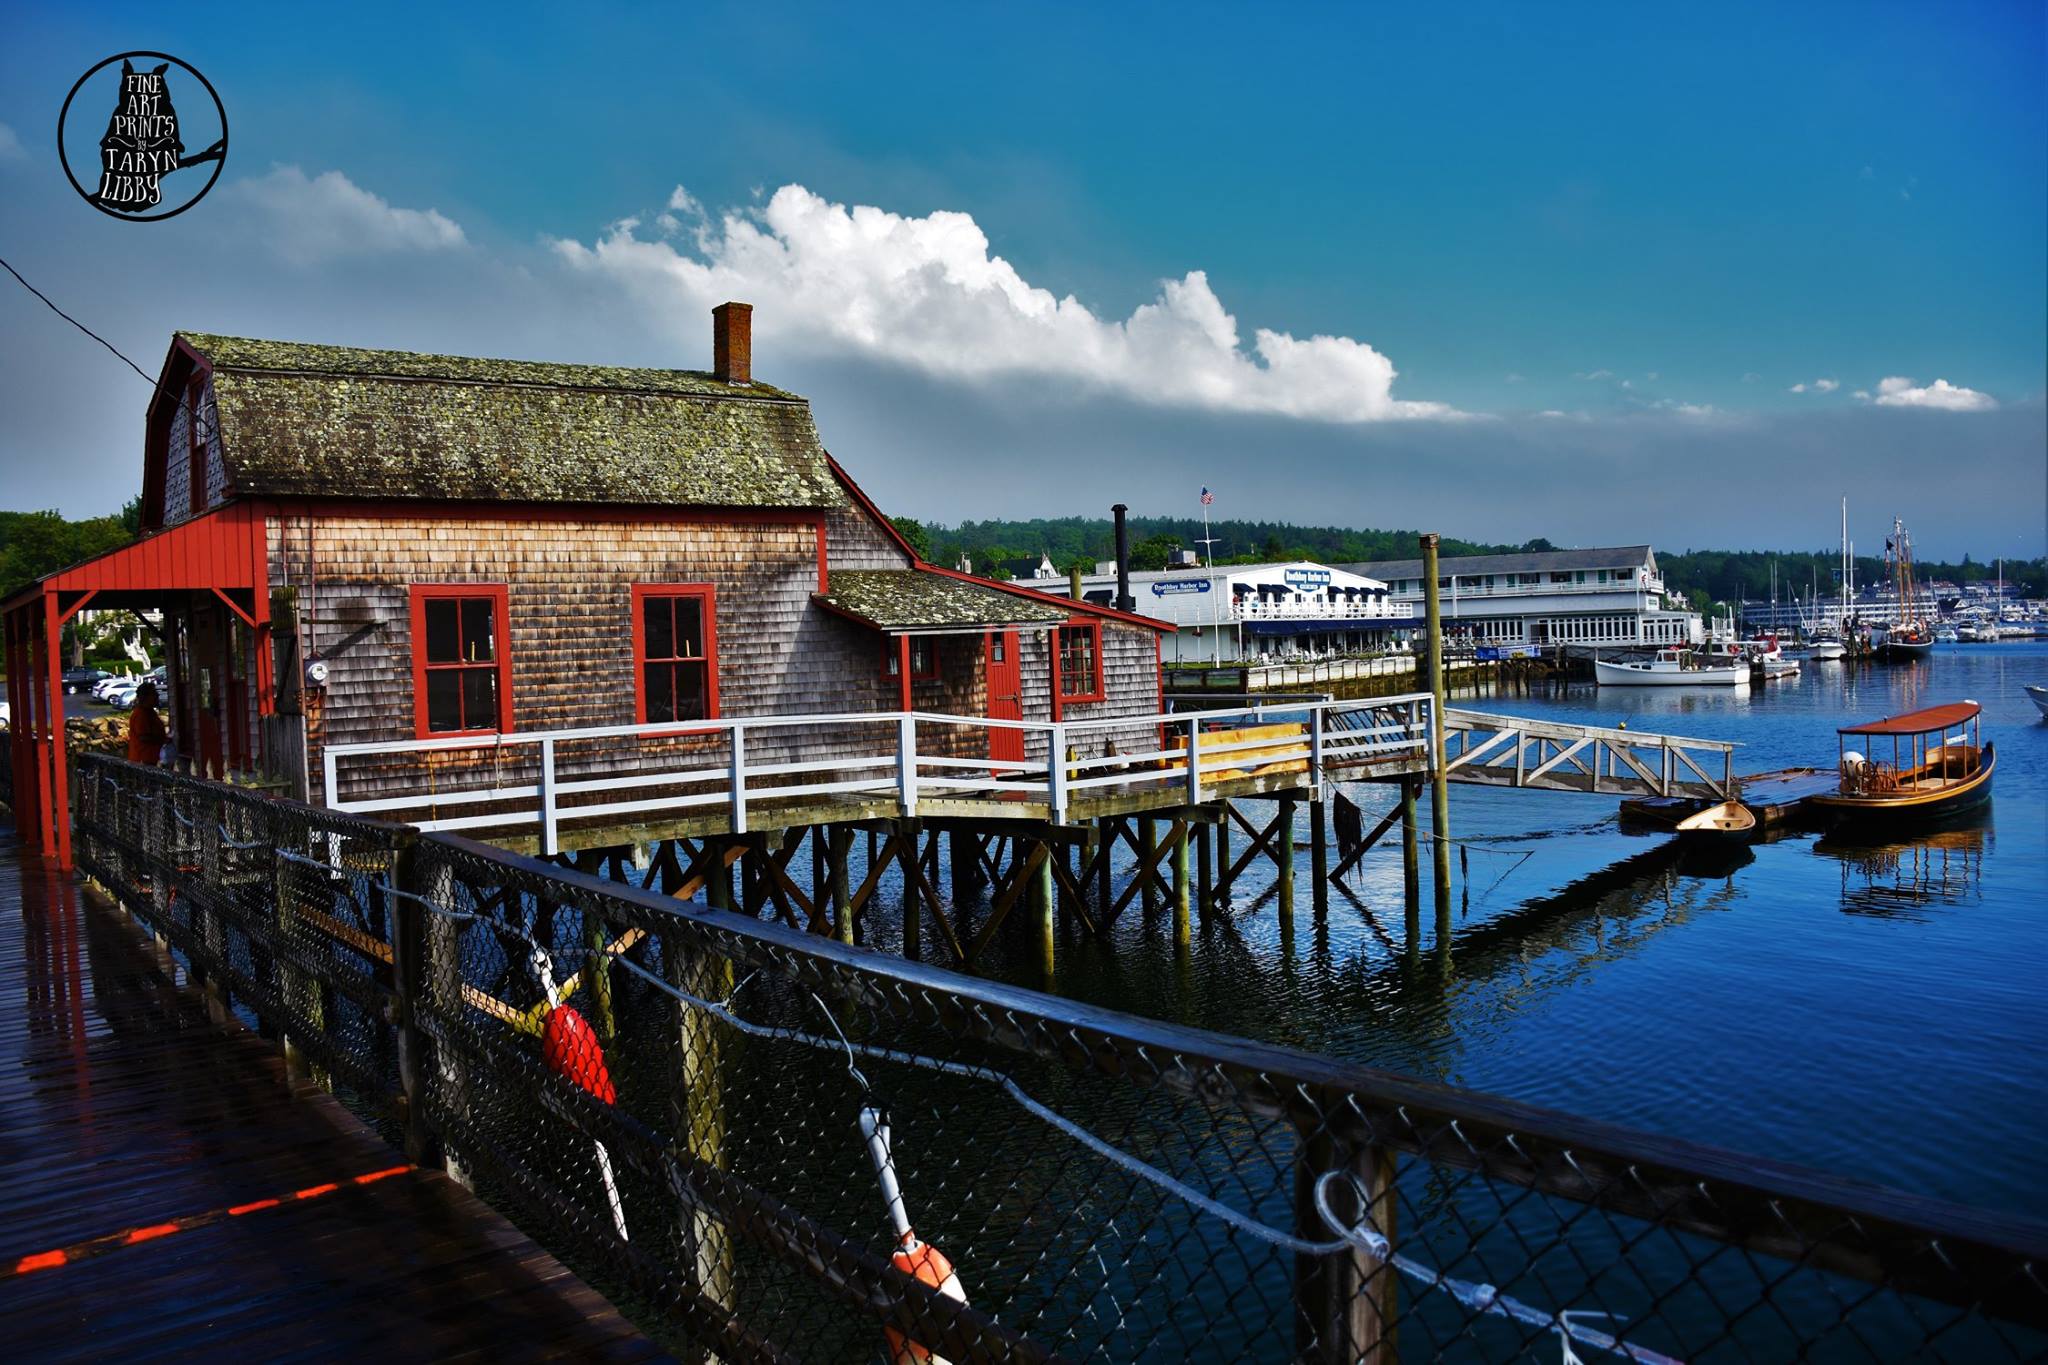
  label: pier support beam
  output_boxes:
[1421,533,1455,930]
[830,827,854,944]
[1172,820,1191,946]
[1277,797,1297,926]
[1310,795,1329,918]
[1032,840,1056,982]
[1139,818,1159,914]
[1196,812,1213,923]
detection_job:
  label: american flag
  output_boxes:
[1200,487,1213,506]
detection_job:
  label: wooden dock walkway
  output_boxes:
[0,832,664,1363]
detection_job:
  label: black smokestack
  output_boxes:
[1112,503,1133,612]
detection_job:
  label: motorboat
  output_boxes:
[1595,647,1752,687]
[2027,684,2048,720]
[1807,701,1995,826]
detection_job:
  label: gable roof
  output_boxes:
[1341,545,1657,583]
[817,570,1072,631]
[821,455,1174,633]
[171,332,847,511]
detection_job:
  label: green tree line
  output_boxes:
[908,514,2045,603]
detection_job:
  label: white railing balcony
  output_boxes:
[1393,577,1663,602]
[321,695,1438,855]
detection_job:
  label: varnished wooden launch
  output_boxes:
[1808,701,1996,826]
[0,834,662,1362]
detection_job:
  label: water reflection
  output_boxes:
[1814,815,1992,918]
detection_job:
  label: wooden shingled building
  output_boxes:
[3,305,1171,865]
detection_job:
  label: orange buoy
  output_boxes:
[860,1106,968,1364]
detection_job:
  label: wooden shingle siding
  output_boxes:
[159,377,229,529]
[272,511,901,803]
[1015,623,1161,764]
[824,502,912,570]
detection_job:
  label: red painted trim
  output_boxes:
[407,583,513,740]
[824,454,919,563]
[896,637,912,711]
[2,502,265,613]
[44,592,71,869]
[1053,617,1106,707]
[629,583,721,726]
[880,636,939,684]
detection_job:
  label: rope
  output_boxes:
[609,953,1683,1364]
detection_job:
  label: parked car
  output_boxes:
[63,667,111,694]
[93,675,132,700]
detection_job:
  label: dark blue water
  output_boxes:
[995,642,2048,1218]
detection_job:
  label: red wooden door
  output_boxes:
[986,630,1024,764]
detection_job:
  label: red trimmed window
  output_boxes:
[1055,620,1104,703]
[881,637,940,683]
[634,585,720,724]
[409,585,512,738]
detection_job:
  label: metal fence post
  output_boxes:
[1048,721,1068,823]
[412,844,470,1187]
[1185,716,1202,806]
[388,833,438,1168]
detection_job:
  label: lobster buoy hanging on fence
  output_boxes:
[533,947,630,1242]
[859,1105,968,1365]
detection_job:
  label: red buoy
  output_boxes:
[541,1004,616,1105]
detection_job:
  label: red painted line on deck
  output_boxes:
[0,1163,414,1280]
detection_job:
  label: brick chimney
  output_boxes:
[712,301,752,385]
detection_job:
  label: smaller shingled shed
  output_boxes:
[817,570,1071,632]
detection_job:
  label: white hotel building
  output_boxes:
[1040,561,1414,663]
[1339,545,1703,651]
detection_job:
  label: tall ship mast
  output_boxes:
[1879,516,1933,659]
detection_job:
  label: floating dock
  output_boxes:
[1621,766,1844,833]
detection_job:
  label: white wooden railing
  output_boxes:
[321,695,1437,855]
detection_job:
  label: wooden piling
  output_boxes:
[1420,533,1454,925]
[830,827,854,945]
[1139,818,1159,913]
[1172,820,1191,946]
[1294,1131,1399,1364]
[897,826,921,960]
[1195,812,1213,923]
[1033,840,1056,981]
[1277,798,1297,925]
[1309,796,1329,918]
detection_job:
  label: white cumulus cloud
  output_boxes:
[551,183,1454,423]
[1872,376,1996,411]
[1789,378,1840,395]
[233,166,467,265]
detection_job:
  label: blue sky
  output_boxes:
[1,1,2042,559]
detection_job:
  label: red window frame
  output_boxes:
[408,584,513,740]
[632,584,721,726]
[880,636,940,683]
[1055,618,1105,704]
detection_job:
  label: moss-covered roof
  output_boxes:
[818,570,1072,630]
[179,332,846,509]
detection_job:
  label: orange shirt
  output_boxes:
[127,704,168,765]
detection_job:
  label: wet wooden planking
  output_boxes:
[0,834,666,1362]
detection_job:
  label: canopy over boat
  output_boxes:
[1838,701,1979,736]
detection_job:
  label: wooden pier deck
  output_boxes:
[0,832,664,1363]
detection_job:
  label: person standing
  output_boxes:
[127,681,168,765]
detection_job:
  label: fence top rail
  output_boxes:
[411,824,2048,1276]
[1441,706,1739,752]
[324,696,1442,761]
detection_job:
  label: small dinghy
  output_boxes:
[1675,800,1756,847]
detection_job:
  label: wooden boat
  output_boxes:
[2026,684,2048,720]
[1595,647,1751,687]
[1806,701,1995,826]
[1674,800,1756,847]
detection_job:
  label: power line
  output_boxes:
[0,253,160,389]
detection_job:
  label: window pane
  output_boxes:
[912,639,934,676]
[461,598,495,663]
[461,667,497,730]
[426,670,463,732]
[674,662,707,721]
[644,663,675,723]
[674,598,703,660]
[424,599,459,664]
[645,597,674,662]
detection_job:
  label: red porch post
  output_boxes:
[5,606,38,850]
[44,589,74,869]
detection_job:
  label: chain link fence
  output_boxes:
[71,755,2048,1362]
